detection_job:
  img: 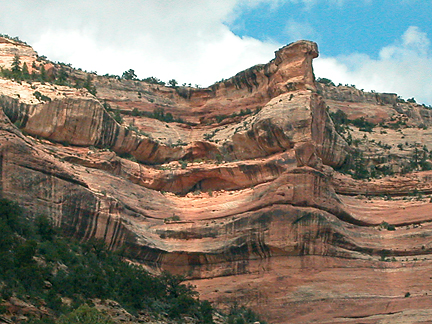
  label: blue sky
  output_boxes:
[232,1,432,58]
[0,0,431,104]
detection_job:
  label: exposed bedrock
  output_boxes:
[0,87,347,169]
[2,37,431,277]
[333,171,432,196]
[4,36,432,323]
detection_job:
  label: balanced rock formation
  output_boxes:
[2,36,432,323]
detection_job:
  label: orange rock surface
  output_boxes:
[1,36,432,323]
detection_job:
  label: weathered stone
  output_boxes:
[2,36,432,323]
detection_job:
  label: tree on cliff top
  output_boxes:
[168,79,178,87]
[122,69,137,80]
[316,77,335,86]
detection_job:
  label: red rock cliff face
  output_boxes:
[2,38,432,323]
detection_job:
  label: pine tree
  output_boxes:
[122,69,137,80]
[11,54,21,74]
[11,54,21,79]
[56,67,68,85]
[21,63,30,80]
[168,79,178,87]
[39,64,47,82]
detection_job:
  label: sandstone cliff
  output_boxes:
[2,36,432,323]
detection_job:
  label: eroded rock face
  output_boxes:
[0,37,38,70]
[2,38,432,323]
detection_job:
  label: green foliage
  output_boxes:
[83,75,97,95]
[0,55,98,95]
[336,150,371,180]
[316,77,335,86]
[22,63,30,80]
[153,107,172,122]
[380,221,396,231]
[164,215,181,222]
[211,107,256,125]
[131,108,140,116]
[351,117,375,132]
[142,76,165,86]
[39,64,48,82]
[131,107,186,124]
[0,34,28,45]
[122,69,137,80]
[0,198,28,235]
[0,198,216,323]
[0,54,28,81]
[336,141,432,179]
[200,300,214,324]
[402,147,432,173]
[329,109,376,133]
[226,304,266,324]
[15,239,38,266]
[33,91,51,102]
[58,304,115,324]
[102,101,112,112]
[35,215,56,241]
[329,109,349,134]
[112,109,123,124]
[168,79,178,87]
[0,66,12,79]
[180,160,188,169]
[118,152,137,162]
[11,54,21,76]
[55,67,69,86]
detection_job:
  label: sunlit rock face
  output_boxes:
[2,37,432,323]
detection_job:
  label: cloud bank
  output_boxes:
[314,26,432,105]
[0,1,431,105]
[0,0,281,86]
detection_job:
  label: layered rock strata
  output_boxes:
[2,37,432,323]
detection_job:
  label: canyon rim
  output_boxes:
[2,35,432,323]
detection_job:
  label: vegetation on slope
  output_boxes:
[329,108,432,180]
[0,199,213,323]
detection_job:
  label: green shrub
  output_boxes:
[0,198,225,322]
[33,91,51,102]
[122,69,137,80]
[180,160,188,169]
[58,304,115,324]
[316,77,335,86]
[227,304,266,324]
[351,117,375,132]
[131,108,140,116]
[83,75,97,95]
[380,221,396,231]
[329,109,349,134]
[142,76,165,86]
[112,109,123,124]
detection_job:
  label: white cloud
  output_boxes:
[0,0,281,86]
[380,26,430,60]
[0,0,381,87]
[314,26,432,105]
[1,0,430,105]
